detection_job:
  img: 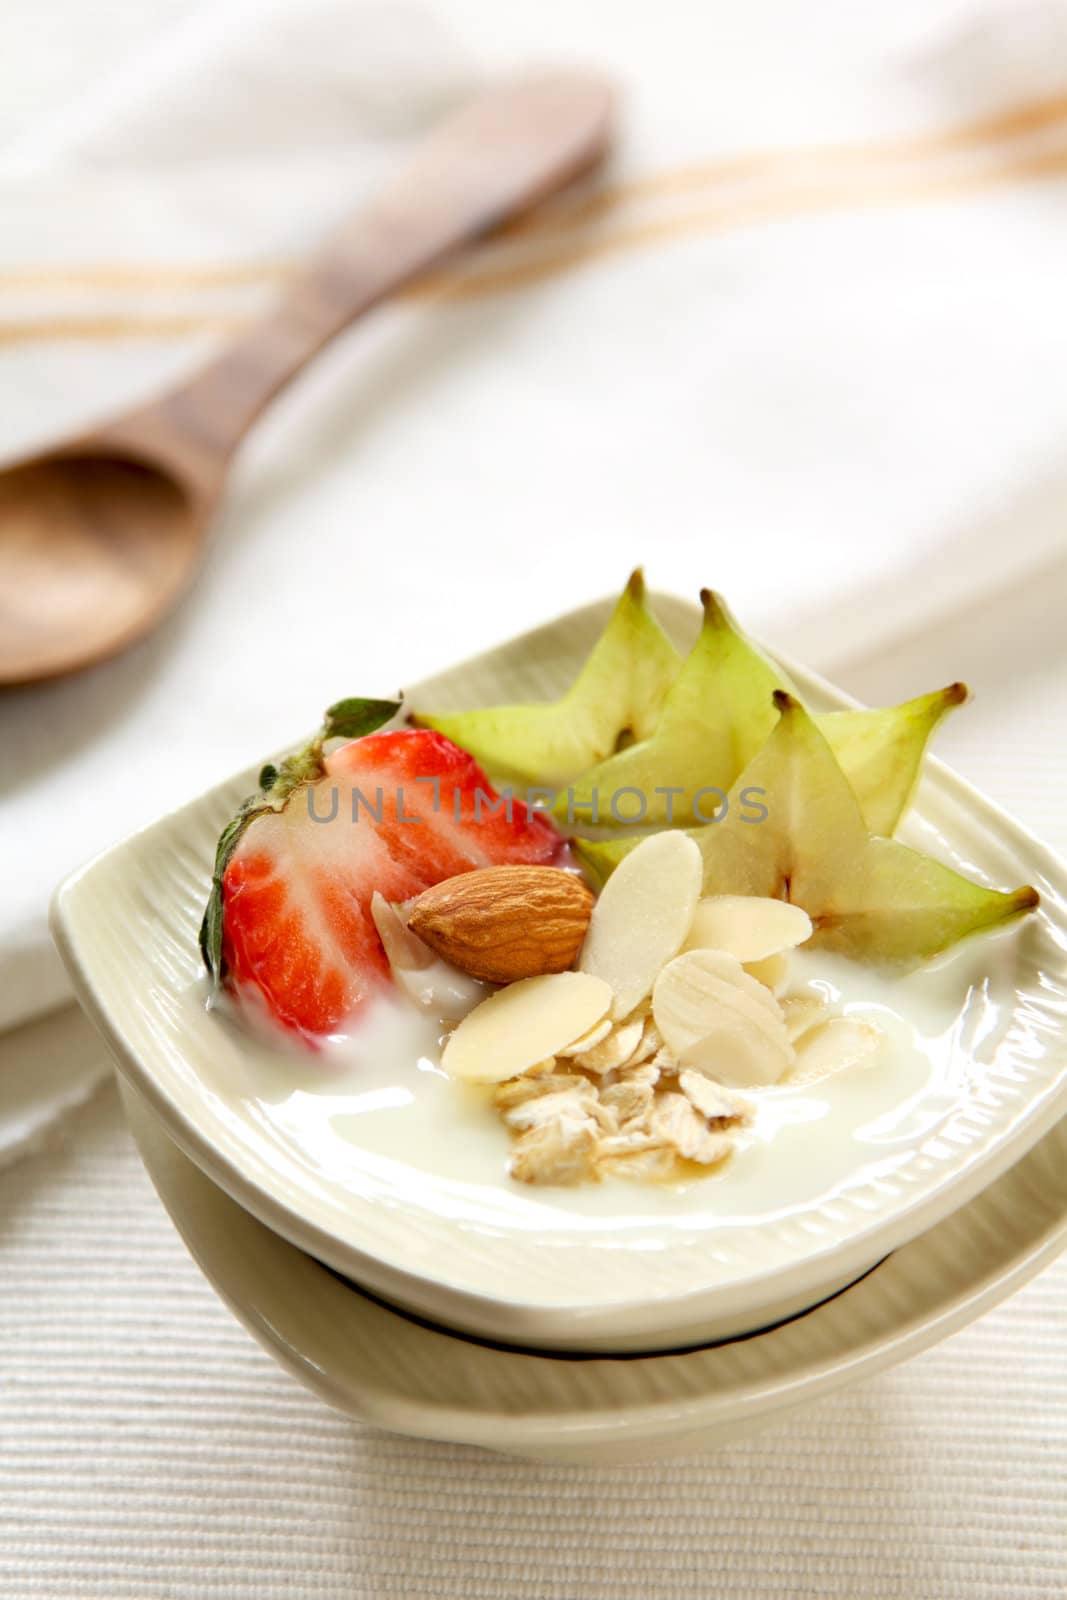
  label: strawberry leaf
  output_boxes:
[324,697,403,741]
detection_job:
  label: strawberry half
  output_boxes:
[211,725,562,1039]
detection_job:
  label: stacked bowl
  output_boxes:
[52,593,1067,1461]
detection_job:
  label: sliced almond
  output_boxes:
[371,892,433,972]
[509,1113,599,1185]
[677,1069,750,1126]
[619,996,652,1023]
[649,1092,734,1165]
[579,832,702,1019]
[779,994,829,1044]
[619,1014,662,1069]
[567,1016,644,1075]
[744,952,789,994]
[526,1056,560,1077]
[674,950,786,1039]
[563,1016,613,1056]
[441,971,612,1083]
[789,1016,884,1084]
[685,895,812,963]
[679,1013,792,1088]
[371,892,488,1020]
[652,949,794,1086]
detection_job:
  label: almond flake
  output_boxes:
[653,949,794,1088]
[789,1016,884,1084]
[619,1015,662,1069]
[371,892,432,973]
[744,952,789,994]
[779,994,829,1044]
[685,895,812,963]
[526,1055,561,1077]
[563,1017,613,1056]
[579,832,702,1019]
[619,996,652,1024]
[370,892,489,1020]
[679,1013,792,1088]
[442,971,612,1083]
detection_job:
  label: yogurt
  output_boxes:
[212,923,1021,1227]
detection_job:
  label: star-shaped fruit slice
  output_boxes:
[578,692,1038,965]
[413,569,681,787]
[559,591,966,835]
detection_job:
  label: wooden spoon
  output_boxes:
[0,75,613,685]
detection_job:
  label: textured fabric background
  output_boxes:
[2,1079,1065,1597]
[2,1,1066,1594]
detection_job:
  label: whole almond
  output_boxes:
[407,866,595,983]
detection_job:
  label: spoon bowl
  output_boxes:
[0,452,199,681]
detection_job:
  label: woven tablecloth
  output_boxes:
[3,1059,1065,1596]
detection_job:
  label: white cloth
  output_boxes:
[2,3,1067,1592]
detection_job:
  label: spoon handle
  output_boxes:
[104,75,612,498]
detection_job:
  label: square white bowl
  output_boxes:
[121,1073,1067,1463]
[52,593,1067,1352]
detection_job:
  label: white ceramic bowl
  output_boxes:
[52,593,1067,1351]
[121,1077,1067,1463]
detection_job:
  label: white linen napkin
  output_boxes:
[4,0,1067,1160]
